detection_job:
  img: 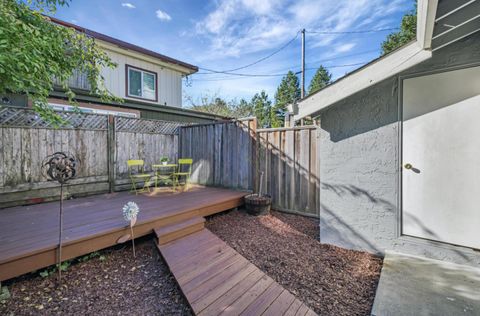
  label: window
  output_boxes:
[126,65,157,101]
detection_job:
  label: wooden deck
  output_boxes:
[158,229,317,316]
[0,186,247,281]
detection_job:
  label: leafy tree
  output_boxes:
[272,71,300,127]
[0,0,119,123]
[235,98,254,118]
[308,65,331,95]
[187,93,253,118]
[381,3,417,55]
[251,91,272,128]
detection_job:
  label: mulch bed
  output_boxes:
[0,237,192,316]
[206,209,383,316]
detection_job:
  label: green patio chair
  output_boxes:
[173,158,192,191]
[127,159,151,194]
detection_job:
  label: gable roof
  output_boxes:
[48,16,198,74]
[296,0,480,120]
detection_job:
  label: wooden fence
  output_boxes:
[179,119,320,217]
[179,118,256,191]
[0,106,181,208]
[1,106,320,216]
[257,126,320,217]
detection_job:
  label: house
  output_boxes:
[0,17,225,124]
[295,0,480,267]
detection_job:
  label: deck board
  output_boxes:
[158,229,317,316]
[0,186,247,281]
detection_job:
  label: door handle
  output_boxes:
[404,163,412,170]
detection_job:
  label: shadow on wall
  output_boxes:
[322,182,472,260]
[320,77,399,142]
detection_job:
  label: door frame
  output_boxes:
[397,61,480,251]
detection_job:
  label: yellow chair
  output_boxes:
[127,160,151,194]
[173,158,192,191]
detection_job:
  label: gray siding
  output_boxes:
[317,32,480,266]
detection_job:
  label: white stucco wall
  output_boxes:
[316,32,480,266]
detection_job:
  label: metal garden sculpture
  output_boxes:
[42,152,77,283]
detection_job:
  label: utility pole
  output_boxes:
[301,28,306,99]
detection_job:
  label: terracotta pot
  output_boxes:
[244,194,271,216]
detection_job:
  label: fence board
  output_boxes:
[1,107,185,208]
[179,119,255,191]
[257,126,319,217]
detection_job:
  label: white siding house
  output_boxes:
[46,17,200,118]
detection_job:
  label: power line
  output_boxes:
[194,27,394,76]
[191,62,368,82]
[306,27,398,34]
[198,31,301,74]
[305,49,380,66]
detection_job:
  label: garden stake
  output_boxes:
[42,152,77,285]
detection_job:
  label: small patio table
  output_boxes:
[152,164,177,188]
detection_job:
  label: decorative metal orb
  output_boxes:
[42,152,77,184]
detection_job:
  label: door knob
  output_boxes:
[404,163,412,170]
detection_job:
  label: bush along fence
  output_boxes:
[0,106,182,208]
[179,119,320,217]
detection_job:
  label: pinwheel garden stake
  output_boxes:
[123,202,140,258]
[42,152,77,284]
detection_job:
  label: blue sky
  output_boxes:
[53,0,415,106]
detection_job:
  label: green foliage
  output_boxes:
[0,0,121,124]
[37,250,106,278]
[272,71,300,127]
[381,4,417,55]
[308,65,331,95]
[187,93,254,118]
[39,260,71,277]
[251,91,272,128]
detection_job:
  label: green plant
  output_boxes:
[160,157,169,163]
[0,0,122,125]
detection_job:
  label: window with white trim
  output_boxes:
[127,66,157,101]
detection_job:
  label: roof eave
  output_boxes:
[294,0,439,120]
[47,16,199,74]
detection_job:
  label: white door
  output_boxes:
[402,66,480,249]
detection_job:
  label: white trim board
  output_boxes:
[296,42,432,119]
[295,0,438,120]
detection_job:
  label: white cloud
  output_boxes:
[121,3,135,9]
[193,0,408,60]
[335,43,356,53]
[156,9,172,21]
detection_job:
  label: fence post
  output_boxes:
[107,115,115,193]
[249,118,258,193]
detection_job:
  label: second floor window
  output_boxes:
[126,65,157,101]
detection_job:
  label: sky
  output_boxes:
[53,0,416,106]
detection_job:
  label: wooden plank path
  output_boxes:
[158,229,317,316]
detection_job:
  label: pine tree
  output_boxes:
[381,3,417,55]
[272,71,301,127]
[308,66,332,95]
[251,91,272,128]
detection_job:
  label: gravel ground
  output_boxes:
[0,237,192,316]
[206,209,383,316]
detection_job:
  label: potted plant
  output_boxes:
[245,171,271,216]
[160,157,169,166]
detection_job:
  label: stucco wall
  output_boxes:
[317,32,480,266]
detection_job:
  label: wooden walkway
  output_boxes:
[158,229,317,316]
[0,186,247,281]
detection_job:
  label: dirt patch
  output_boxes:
[0,237,191,316]
[206,210,383,316]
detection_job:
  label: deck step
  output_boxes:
[154,216,205,245]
